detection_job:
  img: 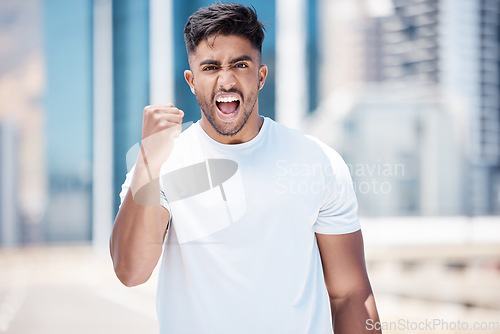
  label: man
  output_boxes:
[111,3,381,333]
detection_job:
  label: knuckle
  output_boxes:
[144,105,160,117]
[158,119,169,128]
[152,112,162,122]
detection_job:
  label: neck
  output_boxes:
[200,112,264,144]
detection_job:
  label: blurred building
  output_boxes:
[379,0,500,215]
[44,0,94,242]
[0,0,46,246]
[307,85,465,216]
[312,0,500,216]
[0,122,20,246]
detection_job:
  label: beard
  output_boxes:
[196,86,258,137]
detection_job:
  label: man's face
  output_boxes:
[184,35,268,138]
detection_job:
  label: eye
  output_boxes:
[234,63,248,68]
[202,65,218,71]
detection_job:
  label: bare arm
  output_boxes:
[316,230,381,334]
[110,158,170,287]
[110,104,183,287]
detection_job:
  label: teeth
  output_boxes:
[216,96,239,103]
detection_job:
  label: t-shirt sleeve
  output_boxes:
[118,165,171,214]
[311,140,361,235]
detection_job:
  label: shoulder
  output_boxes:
[267,118,323,152]
[269,119,347,170]
[304,135,347,170]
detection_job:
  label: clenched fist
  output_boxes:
[129,104,184,206]
[140,104,184,171]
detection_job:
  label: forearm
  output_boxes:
[331,289,381,334]
[110,158,168,287]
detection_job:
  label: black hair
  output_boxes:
[184,3,265,56]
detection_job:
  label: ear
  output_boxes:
[184,70,196,95]
[258,64,268,90]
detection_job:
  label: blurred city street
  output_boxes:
[1,218,500,334]
[0,246,158,334]
[366,244,500,334]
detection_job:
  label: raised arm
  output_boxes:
[316,230,381,334]
[110,104,183,287]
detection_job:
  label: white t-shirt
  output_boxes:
[119,117,361,333]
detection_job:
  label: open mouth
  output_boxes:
[216,96,240,119]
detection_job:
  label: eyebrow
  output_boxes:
[198,55,254,67]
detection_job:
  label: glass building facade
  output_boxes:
[44,0,94,241]
[112,0,150,215]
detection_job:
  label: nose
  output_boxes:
[217,68,236,90]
